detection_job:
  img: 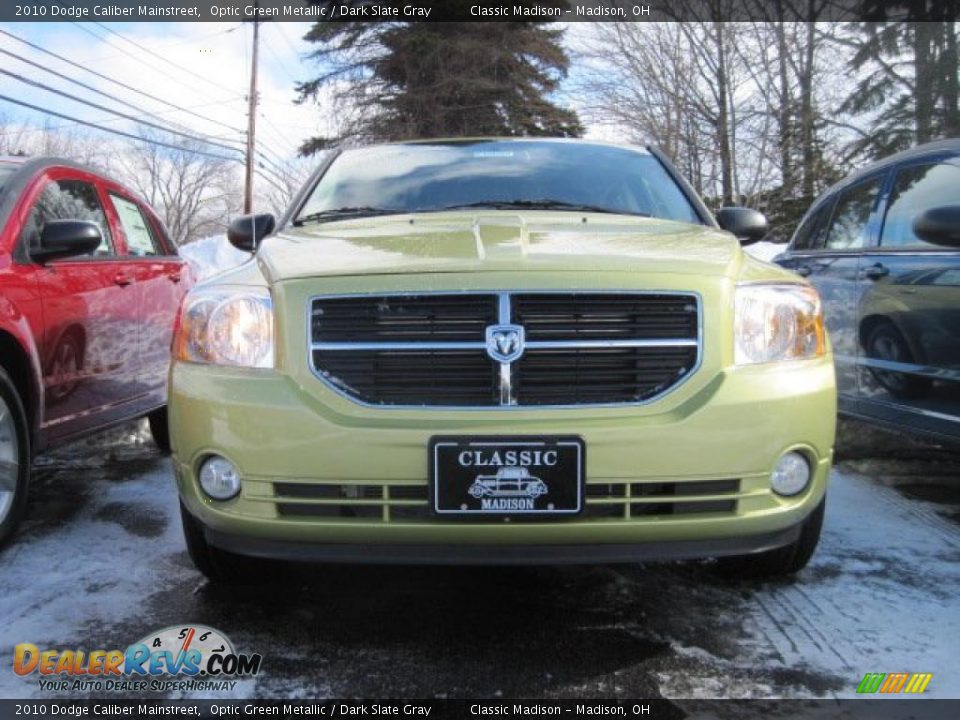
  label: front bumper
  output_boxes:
[170,349,835,562]
[199,520,803,565]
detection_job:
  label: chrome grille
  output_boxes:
[309,292,700,408]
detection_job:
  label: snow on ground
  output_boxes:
[0,423,957,700]
[178,234,251,282]
[654,464,960,700]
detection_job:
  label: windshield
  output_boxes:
[296,140,701,225]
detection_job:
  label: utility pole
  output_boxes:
[243,15,260,214]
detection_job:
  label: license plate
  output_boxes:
[430,436,585,516]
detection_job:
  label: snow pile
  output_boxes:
[743,241,787,263]
[177,234,250,281]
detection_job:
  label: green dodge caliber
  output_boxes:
[169,139,836,580]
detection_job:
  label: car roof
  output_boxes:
[826,138,960,195]
[2,155,111,178]
[365,136,654,155]
[0,156,154,245]
[790,137,960,244]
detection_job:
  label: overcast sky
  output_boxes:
[0,21,332,163]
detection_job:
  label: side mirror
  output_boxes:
[227,213,276,252]
[913,206,960,248]
[717,207,769,245]
[31,220,102,263]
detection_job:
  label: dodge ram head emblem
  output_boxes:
[485,324,525,363]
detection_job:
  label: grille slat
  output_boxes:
[312,295,497,343]
[515,294,697,341]
[271,480,739,522]
[309,293,699,407]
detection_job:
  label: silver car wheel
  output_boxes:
[0,395,19,525]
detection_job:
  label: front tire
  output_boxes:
[0,367,30,548]
[865,323,932,399]
[148,407,171,454]
[716,498,825,579]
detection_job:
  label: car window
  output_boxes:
[930,268,960,286]
[21,179,113,256]
[791,202,832,251]
[822,177,882,251]
[880,161,960,249]
[110,193,163,256]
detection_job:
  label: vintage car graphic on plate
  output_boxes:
[468,467,549,500]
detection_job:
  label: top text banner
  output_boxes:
[2,0,954,23]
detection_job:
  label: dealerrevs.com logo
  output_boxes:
[13,625,262,693]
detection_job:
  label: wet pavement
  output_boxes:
[1,420,958,701]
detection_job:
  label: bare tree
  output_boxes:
[576,21,751,205]
[576,14,853,238]
[253,154,313,218]
[111,129,242,245]
[0,117,105,167]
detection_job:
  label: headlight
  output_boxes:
[734,284,825,365]
[174,286,274,368]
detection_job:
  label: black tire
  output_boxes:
[865,323,932,399]
[716,498,825,579]
[148,406,171,454]
[46,331,82,405]
[179,501,244,582]
[0,366,31,548]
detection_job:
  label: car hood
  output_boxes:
[256,211,745,283]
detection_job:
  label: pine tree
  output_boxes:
[294,7,583,154]
[839,5,959,159]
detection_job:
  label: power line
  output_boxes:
[89,21,245,99]
[0,99,253,138]
[254,167,291,197]
[253,150,297,184]
[0,94,242,163]
[84,24,242,64]
[0,48,248,152]
[0,28,245,135]
[254,163,287,190]
[70,23,238,105]
[0,68,246,158]
[0,27,300,172]
[262,27,300,83]
[274,23,302,59]
[255,121,298,164]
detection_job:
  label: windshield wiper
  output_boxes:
[439,199,649,216]
[293,206,406,226]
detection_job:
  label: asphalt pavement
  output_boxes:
[1,420,958,702]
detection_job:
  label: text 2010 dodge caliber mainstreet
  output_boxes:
[169,139,836,580]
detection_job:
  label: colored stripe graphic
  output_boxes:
[858,672,932,694]
[857,673,886,694]
[880,673,909,693]
[904,674,933,694]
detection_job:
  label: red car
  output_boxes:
[0,156,193,545]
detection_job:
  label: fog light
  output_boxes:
[771,452,811,496]
[199,456,241,500]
